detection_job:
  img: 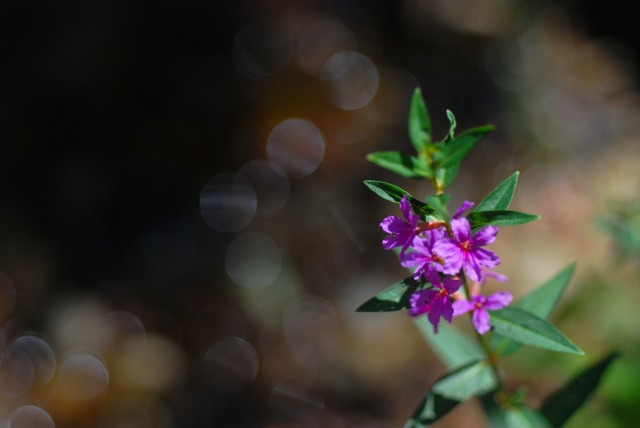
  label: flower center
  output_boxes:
[461,241,471,251]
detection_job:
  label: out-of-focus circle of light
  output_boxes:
[298,20,357,77]
[282,296,339,362]
[226,231,282,289]
[92,310,146,352]
[58,351,109,401]
[9,405,55,428]
[202,337,259,395]
[238,160,290,218]
[321,51,379,110]
[200,173,257,232]
[266,119,325,178]
[0,272,16,323]
[233,19,292,80]
[0,346,34,398]
[7,334,57,388]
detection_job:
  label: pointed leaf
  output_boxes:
[366,151,430,179]
[492,263,576,355]
[504,405,553,428]
[414,317,484,368]
[433,125,494,169]
[490,307,584,355]
[431,359,498,401]
[426,194,450,222]
[442,109,457,143]
[363,180,437,217]
[467,210,539,229]
[404,390,459,428]
[541,352,619,427]
[408,88,431,152]
[356,276,429,312]
[475,172,520,212]
[440,161,460,189]
[404,360,497,427]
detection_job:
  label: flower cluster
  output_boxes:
[380,195,512,333]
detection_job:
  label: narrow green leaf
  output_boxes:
[467,210,539,229]
[408,88,431,153]
[443,109,456,143]
[490,307,584,355]
[426,194,450,222]
[479,392,509,428]
[433,125,494,169]
[404,390,459,428]
[356,276,429,312]
[492,263,576,355]
[440,162,460,189]
[404,360,497,427]
[414,318,485,368]
[363,180,437,217]
[475,172,520,212]
[366,151,430,179]
[517,263,576,318]
[541,352,619,427]
[431,359,497,401]
[504,405,553,428]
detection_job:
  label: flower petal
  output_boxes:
[450,218,471,243]
[473,308,492,335]
[453,200,474,219]
[400,195,419,225]
[452,300,475,316]
[473,247,500,269]
[471,225,499,246]
[484,291,513,310]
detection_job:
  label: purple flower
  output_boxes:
[452,292,512,335]
[400,231,446,279]
[409,271,461,333]
[433,217,500,282]
[380,195,421,253]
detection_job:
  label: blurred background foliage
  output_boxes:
[0,0,639,426]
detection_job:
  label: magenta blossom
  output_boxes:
[452,292,512,335]
[400,230,446,280]
[379,195,421,253]
[409,271,461,333]
[433,217,500,282]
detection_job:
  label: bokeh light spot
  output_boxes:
[200,173,257,232]
[58,351,109,401]
[321,51,379,110]
[9,405,55,428]
[6,334,56,389]
[298,20,357,77]
[267,119,325,178]
[202,337,259,395]
[282,296,340,362]
[238,160,290,218]
[226,232,282,289]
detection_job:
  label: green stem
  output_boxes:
[459,272,508,402]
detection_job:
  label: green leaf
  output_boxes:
[366,151,430,179]
[475,172,520,212]
[439,162,460,189]
[504,405,553,428]
[431,359,498,401]
[404,390,459,428]
[433,125,494,169]
[414,318,485,368]
[426,194,450,221]
[404,360,497,427]
[408,88,431,153]
[443,109,456,143]
[492,263,576,355]
[541,352,619,427]
[363,180,437,217]
[490,307,584,355]
[356,276,429,312]
[467,210,539,229]
[479,392,509,428]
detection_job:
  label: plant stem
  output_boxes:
[459,272,508,400]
